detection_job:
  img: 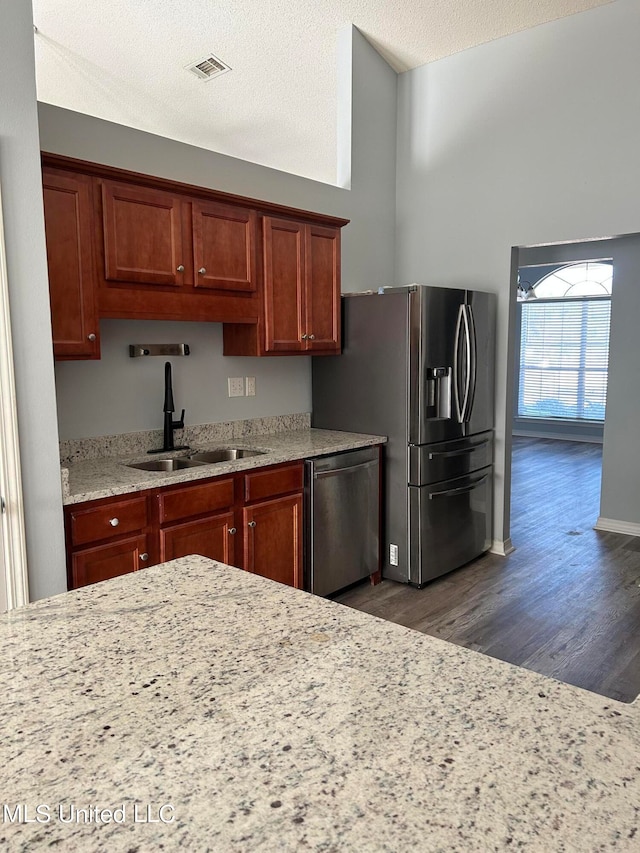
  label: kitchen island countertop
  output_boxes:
[61,427,386,505]
[1,555,638,851]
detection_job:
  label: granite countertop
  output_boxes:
[61,428,386,505]
[2,555,639,851]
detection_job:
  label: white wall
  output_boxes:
[39,26,397,439]
[0,2,66,599]
[395,0,640,544]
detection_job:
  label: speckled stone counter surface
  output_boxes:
[2,556,639,852]
[61,427,386,505]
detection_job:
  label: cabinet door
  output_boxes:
[263,216,305,352]
[42,169,99,359]
[101,181,188,286]
[71,534,150,589]
[192,201,256,293]
[243,494,303,588]
[304,224,340,352]
[160,511,237,566]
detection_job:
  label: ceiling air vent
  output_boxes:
[186,53,231,81]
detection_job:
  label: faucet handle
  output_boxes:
[172,409,185,430]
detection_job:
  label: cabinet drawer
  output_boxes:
[158,478,235,524]
[70,496,148,547]
[244,463,304,503]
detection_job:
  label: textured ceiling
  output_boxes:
[33,0,613,185]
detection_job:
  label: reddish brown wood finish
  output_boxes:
[192,200,257,293]
[71,534,151,589]
[261,216,340,355]
[69,495,148,547]
[305,224,341,352]
[159,511,237,566]
[65,462,306,591]
[243,463,304,503]
[243,494,303,589]
[41,154,345,352]
[263,216,305,352]
[42,169,99,359]
[157,478,235,524]
[101,181,187,287]
[42,152,350,229]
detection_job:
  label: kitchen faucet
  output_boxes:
[148,361,189,454]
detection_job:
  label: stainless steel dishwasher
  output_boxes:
[305,446,380,596]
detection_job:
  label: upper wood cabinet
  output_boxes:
[102,181,187,287]
[41,153,347,357]
[192,200,256,293]
[42,168,99,359]
[224,216,341,356]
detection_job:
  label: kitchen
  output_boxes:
[3,0,640,849]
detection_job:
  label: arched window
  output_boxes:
[517,262,612,422]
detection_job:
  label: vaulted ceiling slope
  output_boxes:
[33,0,612,186]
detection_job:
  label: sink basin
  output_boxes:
[187,448,267,463]
[127,458,207,472]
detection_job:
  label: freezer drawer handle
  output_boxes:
[428,438,490,460]
[313,459,379,479]
[428,473,489,499]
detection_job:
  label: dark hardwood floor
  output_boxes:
[335,437,640,703]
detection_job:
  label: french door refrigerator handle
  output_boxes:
[428,473,489,499]
[428,437,490,459]
[462,304,477,422]
[453,304,465,423]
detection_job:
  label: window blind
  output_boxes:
[518,298,611,421]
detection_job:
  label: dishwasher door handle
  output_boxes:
[313,459,379,479]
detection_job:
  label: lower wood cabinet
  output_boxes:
[71,534,151,589]
[243,494,303,589]
[159,511,237,565]
[64,461,305,591]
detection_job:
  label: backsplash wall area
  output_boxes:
[54,319,312,440]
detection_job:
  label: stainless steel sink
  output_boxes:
[187,448,267,463]
[127,458,207,472]
[126,447,267,472]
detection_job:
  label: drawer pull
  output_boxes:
[139,552,149,562]
[248,520,257,528]
[109,518,120,527]
[228,527,237,535]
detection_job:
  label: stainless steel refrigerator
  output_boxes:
[311,285,495,587]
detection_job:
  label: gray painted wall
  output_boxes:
[0,2,66,598]
[395,0,640,543]
[39,26,397,439]
[520,236,640,526]
[55,321,311,439]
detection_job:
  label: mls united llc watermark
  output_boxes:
[2,803,175,825]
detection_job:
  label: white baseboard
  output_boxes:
[594,517,640,537]
[490,538,515,556]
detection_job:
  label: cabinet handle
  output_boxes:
[87,333,97,342]
[248,520,257,528]
[198,267,206,275]
[301,334,308,340]
[139,552,149,562]
[308,334,316,340]
[228,527,237,535]
[109,518,119,527]
[176,264,185,272]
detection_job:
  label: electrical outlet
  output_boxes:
[389,544,399,566]
[245,376,256,396]
[227,377,245,397]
